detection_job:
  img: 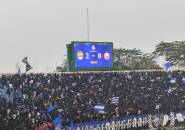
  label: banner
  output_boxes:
[70,111,185,129]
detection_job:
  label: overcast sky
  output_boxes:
[0,0,185,73]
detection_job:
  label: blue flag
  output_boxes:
[53,114,63,127]
[47,104,55,113]
[94,104,105,112]
[164,61,173,70]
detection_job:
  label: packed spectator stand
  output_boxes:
[0,70,185,130]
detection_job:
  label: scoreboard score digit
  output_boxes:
[74,42,113,69]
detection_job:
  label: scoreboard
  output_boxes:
[75,43,113,68]
[67,42,113,71]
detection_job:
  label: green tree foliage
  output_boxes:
[113,48,160,70]
[153,41,185,67]
[58,48,161,72]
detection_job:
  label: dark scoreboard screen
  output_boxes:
[74,42,113,69]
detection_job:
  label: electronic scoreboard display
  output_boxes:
[74,42,113,69]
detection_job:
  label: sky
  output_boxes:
[0,0,185,73]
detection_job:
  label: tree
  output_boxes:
[58,48,161,72]
[113,48,160,70]
[56,59,67,72]
[153,41,185,67]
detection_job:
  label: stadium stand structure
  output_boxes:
[1,70,185,129]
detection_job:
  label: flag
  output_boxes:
[47,104,55,113]
[111,97,119,105]
[164,61,173,70]
[26,63,32,72]
[53,114,62,127]
[22,57,28,64]
[182,77,185,84]
[94,104,105,112]
[22,57,32,72]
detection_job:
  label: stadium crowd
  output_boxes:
[0,70,185,130]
